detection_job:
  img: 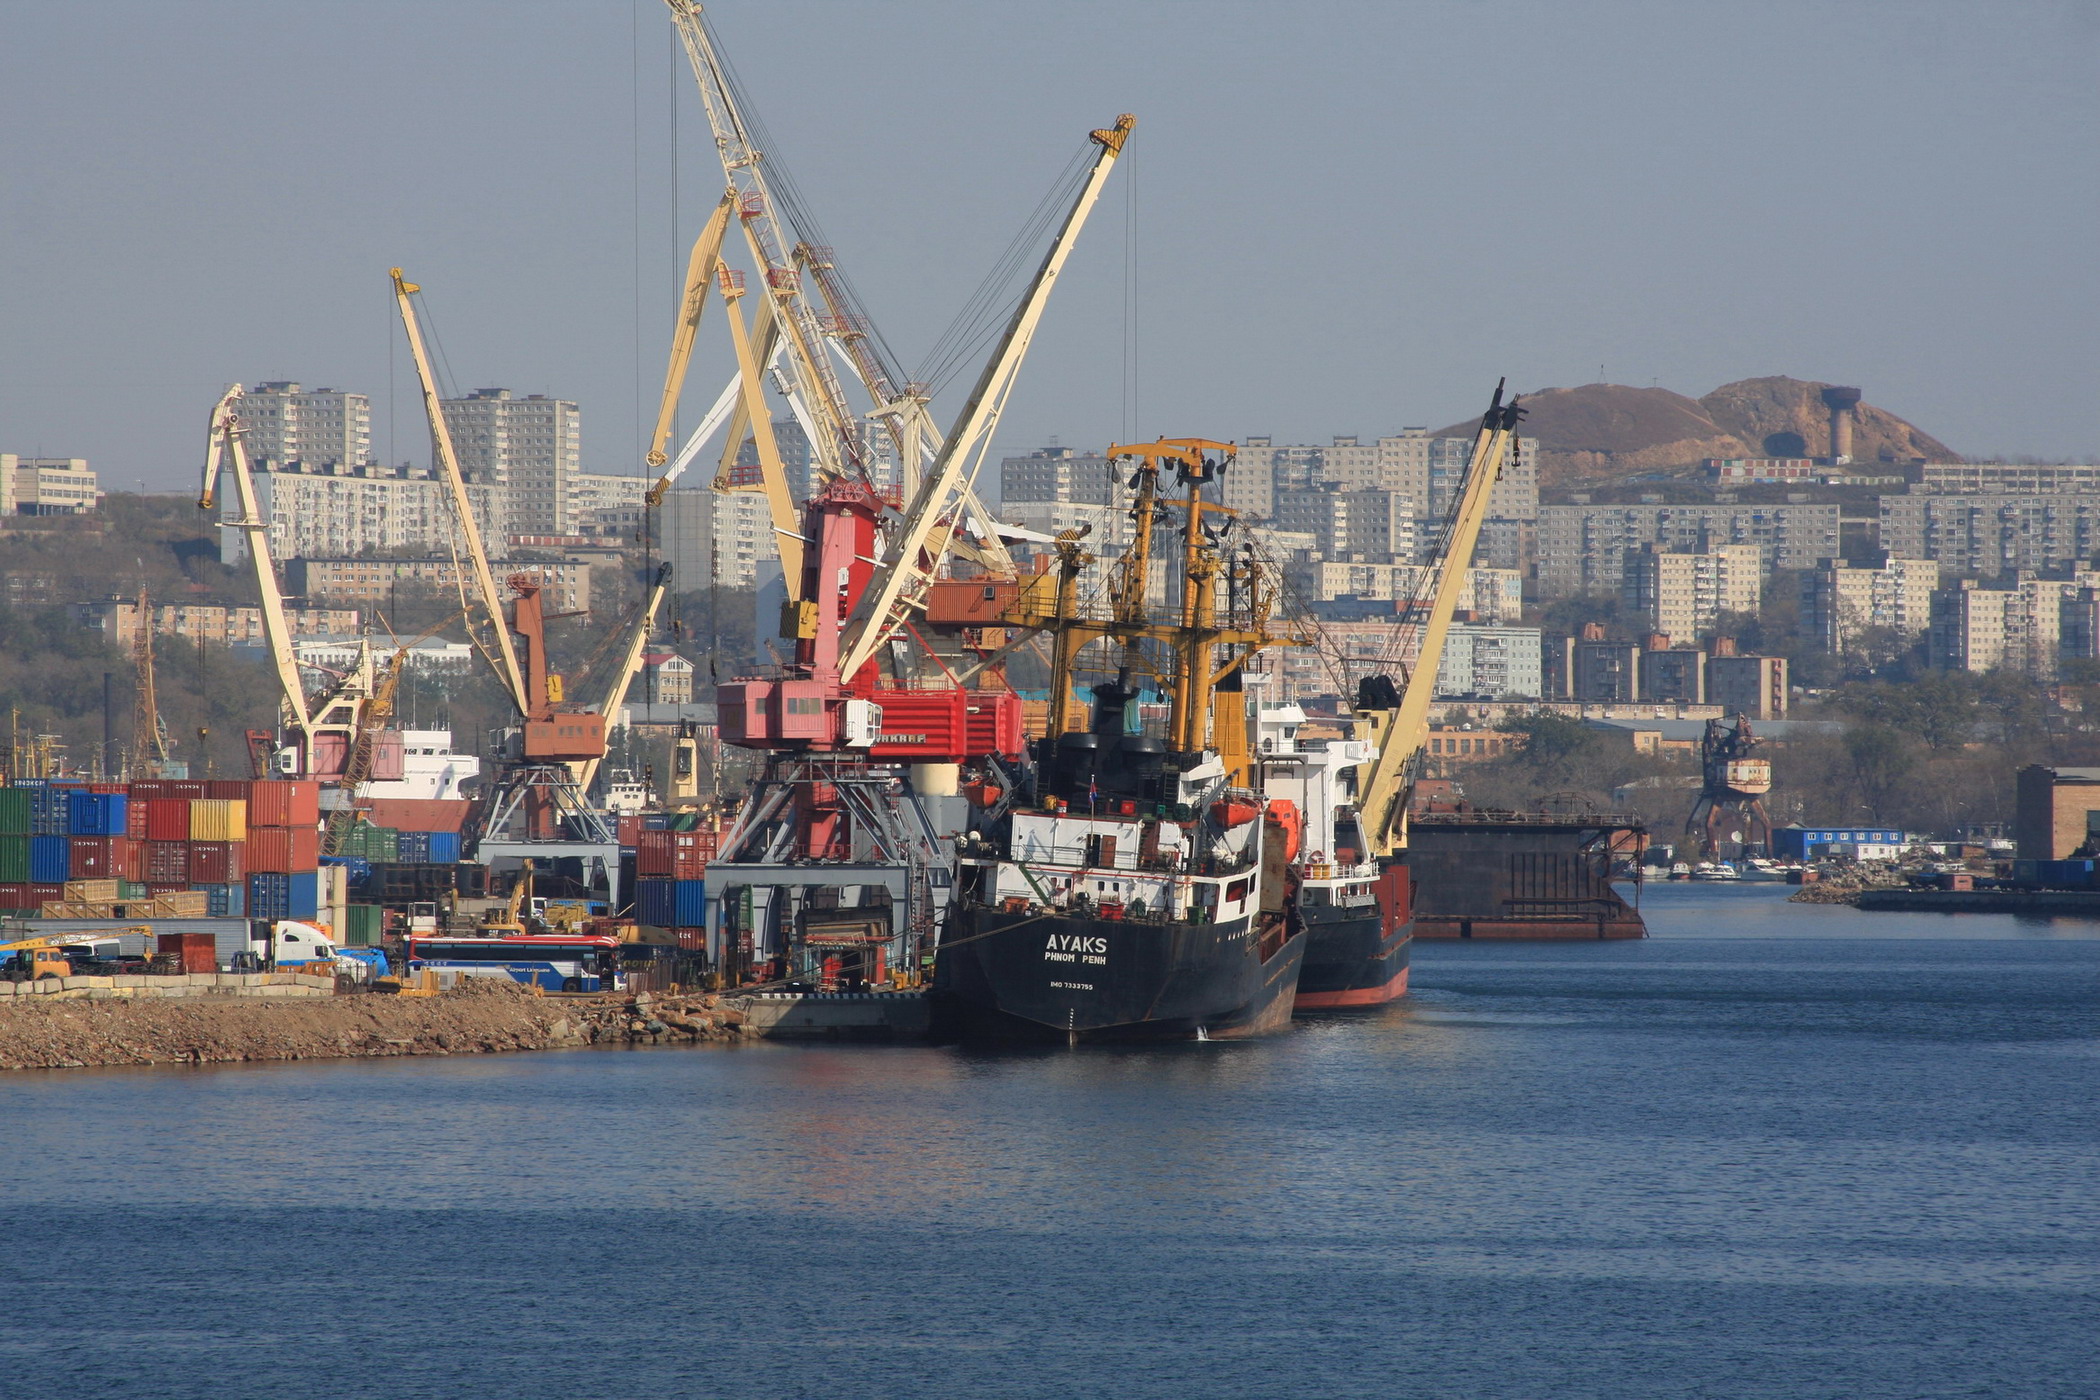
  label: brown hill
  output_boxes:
[1698,376,1957,466]
[1433,377,1957,491]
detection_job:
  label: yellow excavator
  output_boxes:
[482,861,536,937]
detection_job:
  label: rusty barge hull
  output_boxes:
[1402,811,1647,941]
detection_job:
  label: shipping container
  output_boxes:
[127,780,170,800]
[144,799,192,842]
[166,781,207,801]
[188,840,245,885]
[365,798,469,833]
[202,882,246,918]
[0,789,32,835]
[119,879,148,899]
[427,831,461,864]
[247,871,322,921]
[616,813,644,847]
[125,798,149,838]
[396,831,432,864]
[247,826,318,874]
[189,798,248,843]
[248,780,320,828]
[343,904,385,945]
[144,840,189,882]
[636,830,711,879]
[69,836,139,880]
[0,882,30,911]
[30,788,71,834]
[0,835,29,884]
[30,834,70,883]
[205,779,251,801]
[67,793,128,839]
[636,877,706,928]
[158,931,219,974]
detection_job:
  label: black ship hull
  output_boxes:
[933,906,1305,1044]
[1292,861,1414,1009]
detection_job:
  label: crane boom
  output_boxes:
[201,385,312,734]
[574,562,675,793]
[1352,384,1526,857]
[644,192,736,487]
[389,269,532,718]
[835,114,1135,683]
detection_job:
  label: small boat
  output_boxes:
[1690,861,1741,881]
[1668,862,1692,881]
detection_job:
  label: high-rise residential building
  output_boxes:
[1800,557,1938,652]
[999,445,1115,505]
[289,557,589,614]
[218,463,505,564]
[1290,563,1522,619]
[658,484,778,592]
[1929,576,2062,678]
[1878,494,2100,580]
[1,455,99,514]
[1536,503,1839,596]
[1706,654,1789,720]
[1638,644,1707,704]
[1620,544,1761,640]
[440,389,580,534]
[1912,462,2100,494]
[235,383,372,470]
[1230,432,1538,527]
[1434,624,1544,699]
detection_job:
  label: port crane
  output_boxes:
[647,1,1015,581]
[129,584,172,779]
[200,385,383,781]
[1350,384,1527,857]
[700,113,1135,986]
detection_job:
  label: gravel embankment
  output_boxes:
[0,978,743,1071]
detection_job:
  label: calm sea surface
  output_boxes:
[2,885,2095,1399]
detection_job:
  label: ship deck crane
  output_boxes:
[1351,384,1526,858]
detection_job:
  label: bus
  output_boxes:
[405,933,624,992]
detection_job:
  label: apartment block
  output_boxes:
[1707,654,1789,720]
[1434,624,1545,699]
[1800,557,1938,652]
[657,484,776,592]
[1929,576,2062,679]
[235,382,372,469]
[1000,445,1116,505]
[440,389,580,534]
[1,455,99,515]
[1229,432,1538,526]
[1621,544,1761,640]
[1879,494,2100,579]
[1536,503,1839,596]
[1914,462,2100,495]
[1638,645,1708,704]
[76,599,358,646]
[218,463,507,565]
[290,557,590,614]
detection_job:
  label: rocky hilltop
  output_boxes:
[1435,376,1958,491]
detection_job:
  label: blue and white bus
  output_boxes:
[405,933,623,992]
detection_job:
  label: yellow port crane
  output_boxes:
[1350,383,1527,858]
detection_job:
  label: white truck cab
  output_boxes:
[259,920,338,970]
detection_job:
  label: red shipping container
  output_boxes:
[70,836,140,879]
[246,826,318,874]
[206,780,252,802]
[129,780,170,800]
[187,841,246,884]
[144,841,189,882]
[0,883,28,909]
[366,798,468,833]
[617,814,644,847]
[166,781,207,801]
[144,881,189,895]
[248,780,321,828]
[145,800,192,842]
[87,782,127,794]
[27,883,64,906]
[637,830,708,879]
[158,932,218,974]
[126,800,149,838]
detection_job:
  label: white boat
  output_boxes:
[1690,861,1741,881]
[1737,858,1788,882]
[1668,862,1692,881]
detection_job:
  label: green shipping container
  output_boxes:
[119,880,148,899]
[0,835,28,883]
[0,789,30,836]
[344,904,384,944]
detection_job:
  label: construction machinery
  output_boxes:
[1686,714,1773,858]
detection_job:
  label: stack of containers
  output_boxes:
[242,779,322,922]
[68,790,140,882]
[0,786,32,913]
[634,828,708,935]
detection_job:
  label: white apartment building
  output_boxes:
[1621,544,1761,640]
[1230,432,1538,527]
[1,455,99,514]
[1435,624,1546,698]
[658,484,779,592]
[1259,618,1542,701]
[1879,494,2100,579]
[1537,503,1840,596]
[235,382,372,469]
[1800,557,1938,652]
[218,463,506,564]
[1289,563,1522,620]
[441,389,581,534]
[1913,462,2100,494]
[1000,445,1116,505]
[1929,576,2063,679]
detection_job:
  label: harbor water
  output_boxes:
[2,885,2095,1398]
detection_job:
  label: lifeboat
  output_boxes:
[1210,798,1260,828]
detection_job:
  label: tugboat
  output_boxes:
[936,438,1308,1043]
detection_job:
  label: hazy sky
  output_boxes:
[4,0,2096,493]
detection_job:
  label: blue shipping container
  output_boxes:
[397,832,432,863]
[203,882,247,918]
[249,873,290,920]
[29,834,70,883]
[635,878,706,927]
[427,832,461,864]
[288,871,320,919]
[30,788,70,835]
[66,792,129,836]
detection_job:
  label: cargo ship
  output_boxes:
[939,677,1303,1043]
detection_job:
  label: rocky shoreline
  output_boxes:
[0,978,743,1071]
